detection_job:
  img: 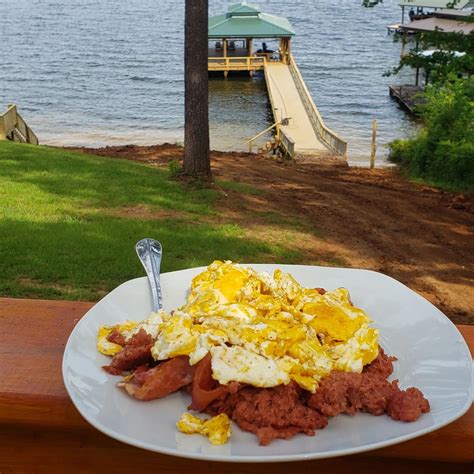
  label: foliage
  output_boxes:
[386,30,474,82]
[363,1,473,190]
[389,76,474,191]
[167,159,182,177]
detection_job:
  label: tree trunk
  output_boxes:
[183,0,211,177]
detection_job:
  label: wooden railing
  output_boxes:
[288,54,347,157]
[279,129,295,158]
[208,56,266,72]
[247,121,295,159]
[247,122,279,153]
[0,104,39,145]
[262,62,296,158]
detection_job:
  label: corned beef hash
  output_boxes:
[97,261,430,446]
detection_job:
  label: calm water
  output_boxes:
[0,0,417,164]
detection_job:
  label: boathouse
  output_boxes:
[398,0,473,24]
[208,2,347,159]
[208,2,294,73]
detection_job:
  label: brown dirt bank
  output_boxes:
[70,144,474,325]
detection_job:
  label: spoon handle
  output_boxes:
[135,238,163,311]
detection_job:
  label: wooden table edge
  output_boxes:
[0,297,472,465]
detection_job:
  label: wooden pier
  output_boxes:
[389,85,425,115]
[265,60,333,156]
[208,2,347,159]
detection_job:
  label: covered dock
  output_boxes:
[397,0,474,24]
[208,2,347,159]
[388,7,473,110]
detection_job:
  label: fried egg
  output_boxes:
[176,413,231,445]
[211,345,290,387]
[98,260,379,394]
[151,311,198,360]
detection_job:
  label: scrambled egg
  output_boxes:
[98,261,379,394]
[176,413,231,445]
[174,261,379,392]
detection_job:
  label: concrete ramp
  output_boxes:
[265,62,328,155]
[264,57,347,158]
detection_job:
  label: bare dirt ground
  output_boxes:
[73,144,474,325]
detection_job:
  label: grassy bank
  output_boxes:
[0,141,302,300]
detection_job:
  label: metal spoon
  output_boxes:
[135,238,163,311]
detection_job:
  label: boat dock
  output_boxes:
[389,85,425,114]
[208,2,347,159]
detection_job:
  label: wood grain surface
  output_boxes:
[0,297,472,473]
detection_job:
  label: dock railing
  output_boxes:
[263,64,296,158]
[279,129,295,158]
[247,122,279,153]
[247,121,295,158]
[208,56,266,72]
[288,54,347,157]
[0,104,39,145]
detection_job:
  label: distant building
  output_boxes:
[398,0,474,24]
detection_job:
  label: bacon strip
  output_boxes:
[103,329,154,375]
[107,329,126,346]
[189,353,228,411]
[122,356,195,401]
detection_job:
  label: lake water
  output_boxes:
[0,0,418,164]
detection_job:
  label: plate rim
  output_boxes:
[62,264,473,463]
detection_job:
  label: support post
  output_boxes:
[400,30,407,57]
[279,38,287,63]
[415,37,420,85]
[370,119,377,169]
[0,118,6,140]
[223,38,227,58]
[401,5,405,24]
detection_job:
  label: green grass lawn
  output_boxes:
[0,141,302,301]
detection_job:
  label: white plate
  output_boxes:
[62,265,473,462]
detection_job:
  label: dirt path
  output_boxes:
[73,145,474,325]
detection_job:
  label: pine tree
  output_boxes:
[183,0,211,178]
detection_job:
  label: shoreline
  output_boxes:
[63,142,396,169]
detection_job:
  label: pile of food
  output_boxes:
[97,261,430,446]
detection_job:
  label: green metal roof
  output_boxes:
[209,2,295,39]
[227,2,261,15]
